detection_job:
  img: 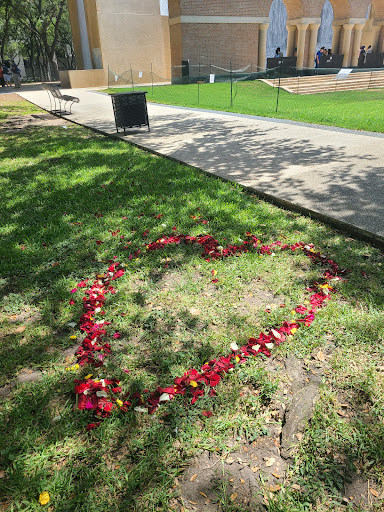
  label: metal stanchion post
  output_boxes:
[130,64,134,91]
[275,59,283,112]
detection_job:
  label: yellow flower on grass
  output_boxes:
[116,399,123,407]
[84,374,93,380]
[190,381,198,387]
[70,335,77,340]
[39,491,50,505]
[290,328,297,335]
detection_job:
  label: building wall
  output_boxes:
[95,0,171,79]
[67,0,172,82]
[178,23,259,71]
[67,0,383,88]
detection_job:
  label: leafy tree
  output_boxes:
[0,0,74,80]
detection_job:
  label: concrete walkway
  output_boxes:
[18,87,384,245]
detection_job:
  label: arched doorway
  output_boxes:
[266,0,288,58]
[317,0,334,55]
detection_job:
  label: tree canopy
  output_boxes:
[0,0,74,80]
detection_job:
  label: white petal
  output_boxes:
[265,343,274,350]
[271,329,282,340]
[230,342,239,351]
[159,393,170,402]
[252,344,261,351]
[96,390,108,398]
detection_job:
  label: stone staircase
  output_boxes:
[261,70,384,94]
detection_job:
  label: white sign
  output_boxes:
[209,74,215,83]
[114,75,118,82]
[139,71,143,78]
[336,68,352,80]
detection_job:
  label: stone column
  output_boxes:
[376,25,384,53]
[286,25,296,57]
[351,23,365,66]
[331,24,342,54]
[342,24,355,67]
[258,23,269,70]
[307,23,320,67]
[381,26,384,53]
[371,24,382,52]
[296,23,309,69]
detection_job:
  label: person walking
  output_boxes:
[315,47,326,68]
[2,63,12,87]
[11,62,21,88]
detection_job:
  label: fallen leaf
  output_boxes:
[291,484,301,491]
[272,473,281,479]
[199,491,208,498]
[190,474,198,482]
[14,325,26,334]
[316,350,325,362]
[0,470,5,478]
[269,484,281,492]
[240,478,246,484]
[370,488,379,497]
[337,410,348,417]
[230,493,238,501]
[295,433,303,441]
[264,457,275,467]
[39,492,50,505]
[251,466,260,473]
[188,500,198,505]
[226,457,234,464]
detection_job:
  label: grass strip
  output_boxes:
[104,81,384,133]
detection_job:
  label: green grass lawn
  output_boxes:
[0,97,383,512]
[104,80,384,133]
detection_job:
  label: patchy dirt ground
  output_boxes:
[0,112,69,132]
[171,350,383,511]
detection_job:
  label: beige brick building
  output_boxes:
[62,0,384,87]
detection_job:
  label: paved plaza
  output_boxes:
[16,85,384,245]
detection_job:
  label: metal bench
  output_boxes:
[41,83,80,115]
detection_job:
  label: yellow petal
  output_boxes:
[116,399,123,407]
[84,374,93,380]
[190,381,198,387]
[235,356,240,363]
[39,491,50,505]
[290,328,297,335]
[70,335,77,340]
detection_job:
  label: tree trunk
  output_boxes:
[0,1,11,62]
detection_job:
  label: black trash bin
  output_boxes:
[110,91,150,134]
